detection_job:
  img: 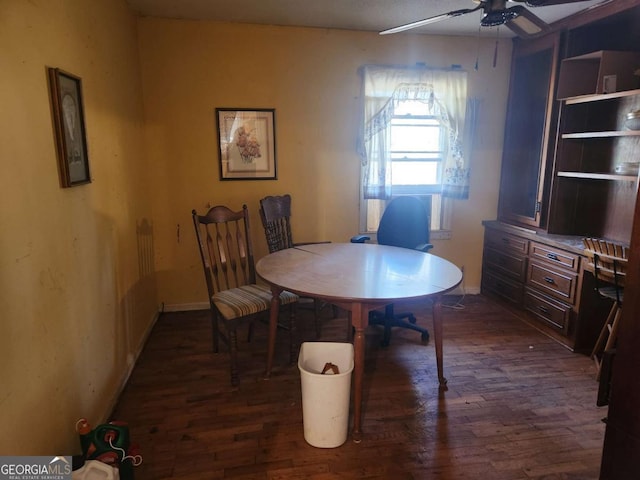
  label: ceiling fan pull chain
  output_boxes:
[493,27,500,68]
[475,24,481,71]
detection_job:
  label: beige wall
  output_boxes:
[0,0,156,454]
[0,1,510,455]
[138,19,511,308]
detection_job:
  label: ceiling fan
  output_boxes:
[380,0,593,37]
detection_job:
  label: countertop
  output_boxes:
[482,220,591,255]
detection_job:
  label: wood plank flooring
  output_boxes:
[111,295,605,479]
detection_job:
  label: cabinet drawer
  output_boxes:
[530,241,580,272]
[524,288,571,334]
[527,261,578,304]
[482,270,524,306]
[483,247,527,281]
[485,229,529,255]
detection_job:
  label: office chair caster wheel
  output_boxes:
[421,332,429,344]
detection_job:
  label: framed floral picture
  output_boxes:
[216,108,277,180]
[48,67,91,187]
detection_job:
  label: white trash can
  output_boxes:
[298,341,354,448]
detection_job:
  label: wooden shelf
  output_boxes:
[557,51,640,99]
[562,130,640,139]
[557,171,638,181]
[565,88,640,105]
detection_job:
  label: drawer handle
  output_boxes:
[538,305,549,314]
[543,276,556,284]
[546,253,559,261]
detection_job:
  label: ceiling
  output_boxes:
[125,0,607,37]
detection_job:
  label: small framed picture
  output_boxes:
[216,108,277,180]
[48,68,91,187]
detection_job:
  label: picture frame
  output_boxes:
[216,108,277,180]
[48,67,91,187]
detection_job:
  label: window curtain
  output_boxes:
[357,65,471,200]
[444,97,481,199]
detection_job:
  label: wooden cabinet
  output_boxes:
[497,34,560,228]
[523,288,571,334]
[524,241,580,335]
[529,241,580,271]
[481,222,612,352]
[496,4,640,240]
[527,256,579,304]
[486,2,640,350]
[484,3,640,474]
[481,229,528,306]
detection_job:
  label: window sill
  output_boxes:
[431,230,452,240]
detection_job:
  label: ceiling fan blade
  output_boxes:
[379,6,482,35]
[512,0,593,6]
[503,5,551,36]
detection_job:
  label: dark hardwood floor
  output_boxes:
[111,295,606,479]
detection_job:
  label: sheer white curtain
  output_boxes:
[444,97,481,199]
[357,65,470,200]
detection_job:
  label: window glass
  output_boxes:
[390,103,444,189]
[360,99,449,234]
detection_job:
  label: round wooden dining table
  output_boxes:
[256,242,463,442]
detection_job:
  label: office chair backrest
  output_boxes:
[583,237,628,298]
[377,196,431,250]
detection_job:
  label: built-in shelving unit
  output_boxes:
[547,53,640,241]
[483,4,640,471]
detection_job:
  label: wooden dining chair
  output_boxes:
[192,204,298,386]
[583,238,627,393]
[259,194,331,337]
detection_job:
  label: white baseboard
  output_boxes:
[103,309,161,423]
[161,288,480,315]
[445,286,479,296]
[162,301,209,312]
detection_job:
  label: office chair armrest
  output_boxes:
[416,243,434,252]
[350,235,370,243]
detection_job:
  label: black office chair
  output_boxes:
[351,196,433,346]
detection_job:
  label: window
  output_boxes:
[358,66,470,236]
[389,100,444,194]
[360,99,451,235]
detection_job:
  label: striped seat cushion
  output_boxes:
[212,284,298,320]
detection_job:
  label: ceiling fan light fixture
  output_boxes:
[505,5,550,36]
[510,15,545,34]
[480,9,519,27]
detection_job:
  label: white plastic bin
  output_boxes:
[72,460,120,479]
[298,341,354,448]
